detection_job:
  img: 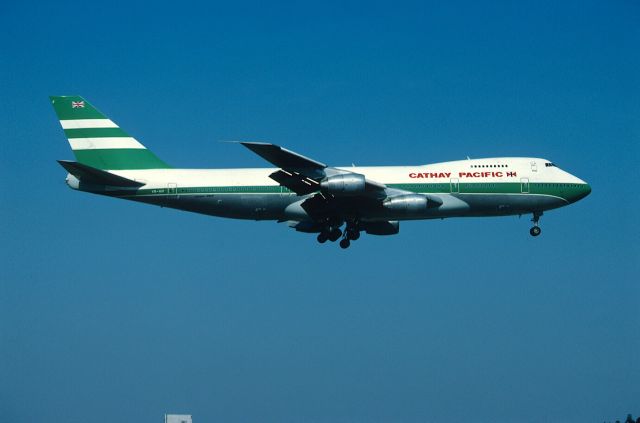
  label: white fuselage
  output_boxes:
[70,157,590,223]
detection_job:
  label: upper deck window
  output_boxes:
[470,164,508,168]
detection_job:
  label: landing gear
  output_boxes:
[339,225,360,249]
[530,211,543,237]
[346,228,360,241]
[344,219,361,241]
[317,219,361,248]
[328,227,342,242]
[317,226,342,243]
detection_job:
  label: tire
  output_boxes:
[347,230,360,241]
[329,228,342,242]
[317,233,328,243]
[339,238,350,249]
[530,226,541,237]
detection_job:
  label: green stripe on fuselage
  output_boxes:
[529,182,591,202]
[394,182,588,200]
[101,181,588,203]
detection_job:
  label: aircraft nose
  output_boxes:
[572,182,591,202]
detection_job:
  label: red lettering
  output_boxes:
[409,173,417,178]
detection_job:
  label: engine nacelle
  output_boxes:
[362,221,399,235]
[65,173,80,190]
[383,194,434,213]
[320,173,366,196]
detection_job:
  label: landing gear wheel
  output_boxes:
[339,238,351,249]
[530,211,543,237]
[328,228,342,242]
[346,229,360,241]
[317,233,328,243]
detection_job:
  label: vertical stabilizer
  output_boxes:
[50,96,171,170]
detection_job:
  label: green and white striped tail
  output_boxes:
[50,95,171,170]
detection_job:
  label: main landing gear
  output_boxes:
[339,227,361,249]
[317,220,361,249]
[316,227,341,244]
[530,211,543,237]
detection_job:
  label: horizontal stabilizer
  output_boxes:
[57,160,145,187]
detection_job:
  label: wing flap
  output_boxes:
[269,169,320,195]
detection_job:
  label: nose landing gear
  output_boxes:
[530,212,543,237]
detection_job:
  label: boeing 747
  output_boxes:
[51,96,591,248]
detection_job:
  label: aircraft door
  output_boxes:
[167,183,178,200]
[520,178,529,193]
[450,178,459,193]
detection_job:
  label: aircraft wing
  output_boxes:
[240,142,442,222]
[240,142,387,197]
[240,142,326,178]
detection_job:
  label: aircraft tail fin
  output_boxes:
[50,96,171,170]
[58,160,145,187]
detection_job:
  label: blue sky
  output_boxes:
[1,1,638,422]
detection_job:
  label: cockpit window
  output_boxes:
[545,162,556,167]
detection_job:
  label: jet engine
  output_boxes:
[320,173,366,196]
[383,194,440,213]
[362,220,400,235]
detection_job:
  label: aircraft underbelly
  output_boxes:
[128,192,568,222]
[130,193,291,220]
[459,193,568,216]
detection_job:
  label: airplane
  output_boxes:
[51,95,591,249]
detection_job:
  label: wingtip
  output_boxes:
[240,141,274,146]
[219,140,275,147]
[238,141,281,151]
